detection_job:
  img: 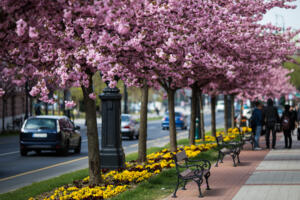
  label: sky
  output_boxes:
[261,0,300,30]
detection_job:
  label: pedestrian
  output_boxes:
[297,104,300,124]
[281,105,293,149]
[290,105,297,135]
[250,101,263,150]
[263,98,280,149]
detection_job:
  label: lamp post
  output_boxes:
[99,78,125,169]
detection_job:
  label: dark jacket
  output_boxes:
[297,108,300,122]
[263,99,279,127]
[251,108,263,126]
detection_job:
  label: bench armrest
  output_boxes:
[185,164,204,170]
[187,159,211,170]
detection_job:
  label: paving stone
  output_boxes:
[233,185,300,200]
[246,171,300,184]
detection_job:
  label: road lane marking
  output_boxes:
[0,156,88,182]
[0,151,19,157]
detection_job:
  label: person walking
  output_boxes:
[263,98,280,149]
[250,101,263,150]
[281,105,293,148]
[290,105,297,135]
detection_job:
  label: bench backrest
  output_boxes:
[175,150,188,162]
[173,150,188,172]
[216,135,224,146]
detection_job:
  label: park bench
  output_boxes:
[215,134,241,167]
[240,130,254,150]
[172,150,211,198]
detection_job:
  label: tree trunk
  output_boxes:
[137,84,148,163]
[199,91,205,140]
[25,82,29,119]
[29,96,33,117]
[224,95,228,134]
[81,74,102,185]
[11,95,15,129]
[167,88,177,152]
[2,98,6,132]
[45,102,49,115]
[239,100,243,126]
[189,85,197,145]
[211,95,216,137]
[230,94,235,128]
[123,83,128,114]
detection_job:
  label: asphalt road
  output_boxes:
[0,112,224,194]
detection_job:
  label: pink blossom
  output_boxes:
[155,48,164,58]
[169,54,177,63]
[65,101,76,109]
[109,81,117,88]
[29,86,40,97]
[16,19,27,36]
[116,22,130,35]
[89,93,96,100]
[29,27,39,38]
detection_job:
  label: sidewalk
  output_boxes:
[166,132,300,200]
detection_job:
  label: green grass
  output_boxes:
[111,150,218,200]
[0,130,221,200]
[0,130,20,137]
[0,169,89,200]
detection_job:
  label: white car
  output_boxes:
[121,114,139,140]
[242,105,252,119]
[216,101,224,112]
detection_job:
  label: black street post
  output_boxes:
[99,80,125,169]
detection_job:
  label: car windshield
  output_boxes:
[121,115,130,122]
[24,118,56,130]
[217,101,224,105]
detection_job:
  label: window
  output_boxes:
[121,115,130,122]
[24,118,56,130]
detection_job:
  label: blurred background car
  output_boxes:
[121,114,139,140]
[161,112,188,130]
[216,101,225,112]
[20,115,81,156]
[242,104,252,119]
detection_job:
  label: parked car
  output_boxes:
[216,101,225,112]
[242,104,252,119]
[20,115,81,156]
[161,112,188,130]
[121,114,139,140]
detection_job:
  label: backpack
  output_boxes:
[282,114,290,131]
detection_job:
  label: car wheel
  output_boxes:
[129,132,134,140]
[75,137,81,154]
[20,149,27,156]
[35,150,41,155]
[162,127,165,130]
[135,132,139,140]
[57,142,69,156]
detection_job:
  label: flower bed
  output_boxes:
[29,127,251,200]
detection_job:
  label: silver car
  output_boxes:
[121,114,139,140]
